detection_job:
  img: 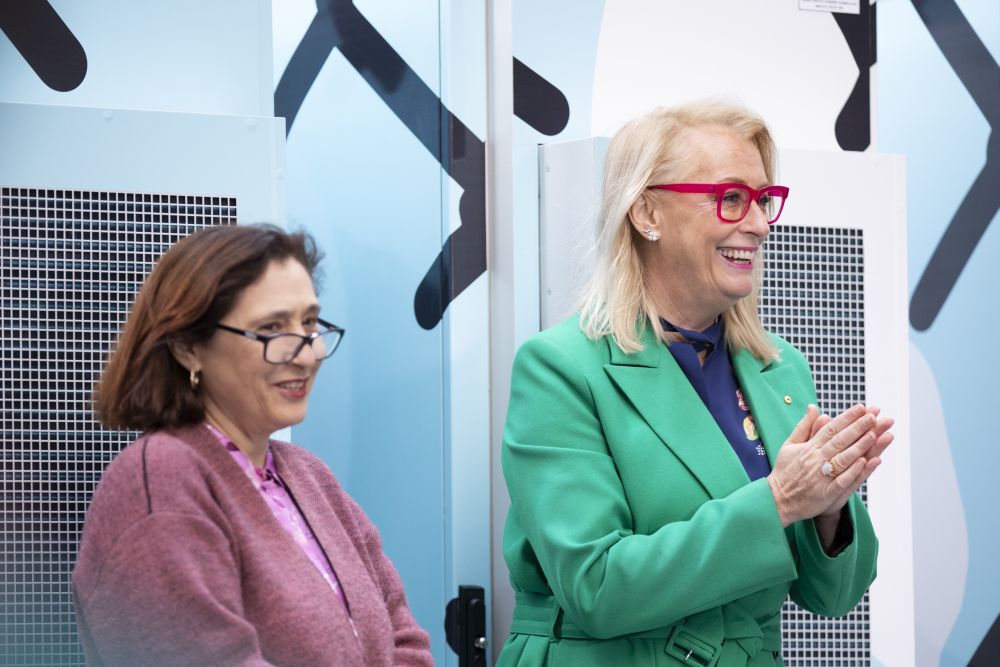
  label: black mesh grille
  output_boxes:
[1,187,236,666]
[761,224,869,666]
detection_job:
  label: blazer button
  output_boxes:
[783,395,792,404]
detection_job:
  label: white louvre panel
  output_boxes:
[774,149,912,667]
[539,139,913,666]
[0,187,235,664]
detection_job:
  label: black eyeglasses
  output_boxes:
[214,318,345,364]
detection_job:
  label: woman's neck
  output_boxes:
[203,412,268,468]
[653,294,721,333]
[644,266,723,332]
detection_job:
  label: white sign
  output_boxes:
[799,0,861,14]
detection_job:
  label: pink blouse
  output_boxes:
[203,423,352,616]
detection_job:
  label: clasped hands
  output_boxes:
[767,404,894,530]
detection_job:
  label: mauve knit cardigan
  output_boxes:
[73,424,433,666]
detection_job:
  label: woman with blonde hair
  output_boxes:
[498,101,893,666]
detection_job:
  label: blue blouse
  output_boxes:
[660,318,772,481]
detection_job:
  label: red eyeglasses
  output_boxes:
[647,182,789,224]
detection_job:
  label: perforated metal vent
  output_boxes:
[1,187,236,666]
[760,224,869,666]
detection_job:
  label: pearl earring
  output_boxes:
[190,369,201,390]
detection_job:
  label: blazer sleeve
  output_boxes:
[789,478,879,617]
[74,512,277,667]
[503,334,800,639]
[343,492,434,666]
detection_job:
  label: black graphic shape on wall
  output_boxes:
[275,0,568,329]
[969,612,1000,666]
[514,58,570,136]
[0,0,87,92]
[832,1,876,151]
[909,0,999,332]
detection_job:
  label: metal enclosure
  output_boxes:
[0,101,285,664]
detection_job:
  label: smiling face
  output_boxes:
[183,258,324,452]
[631,124,772,330]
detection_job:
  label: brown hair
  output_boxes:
[95,224,323,431]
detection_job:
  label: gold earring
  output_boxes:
[190,369,200,390]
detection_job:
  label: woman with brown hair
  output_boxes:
[73,224,432,666]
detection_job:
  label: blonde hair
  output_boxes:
[579,99,779,362]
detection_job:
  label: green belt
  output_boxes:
[509,592,782,666]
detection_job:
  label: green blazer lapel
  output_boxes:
[731,348,801,464]
[602,327,749,500]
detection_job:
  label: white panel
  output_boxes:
[0,102,285,225]
[538,137,608,329]
[487,0,516,658]
[781,150,914,667]
[590,0,861,150]
[442,1,491,659]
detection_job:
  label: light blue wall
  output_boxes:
[0,0,273,116]
[273,28,449,667]
[879,1,999,665]
[282,60,448,654]
[273,2,493,663]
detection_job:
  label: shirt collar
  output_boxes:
[203,421,282,487]
[659,316,724,353]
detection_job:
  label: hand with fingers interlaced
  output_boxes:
[812,407,893,513]
[767,404,895,536]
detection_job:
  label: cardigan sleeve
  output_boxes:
[343,493,434,666]
[74,512,277,667]
[502,334,800,639]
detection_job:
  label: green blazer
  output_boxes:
[498,316,877,667]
